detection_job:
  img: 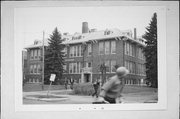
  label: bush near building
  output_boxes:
[73,83,95,96]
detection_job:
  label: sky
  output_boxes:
[14,6,161,48]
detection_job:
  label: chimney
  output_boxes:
[134,28,137,40]
[90,28,97,33]
[82,22,89,33]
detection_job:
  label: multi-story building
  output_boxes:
[24,22,146,86]
[24,40,48,84]
[22,50,28,83]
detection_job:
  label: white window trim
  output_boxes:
[69,63,73,74]
[99,42,104,55]
[75,63,77,74]
[73,46,76,57]
[79,62,81,74]
[88,44,92,56]
[72,46,74,57]
[30,50,34,60]
[105,61,110,73]
[111,41,116,54]
[34,49,37,59]
[64,47,67,58]
[110,60,116,73]
[105,41,110,55]
[79,45,82,57]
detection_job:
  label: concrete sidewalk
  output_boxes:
[23,89,158,104]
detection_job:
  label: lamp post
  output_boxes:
[42,31,45,90]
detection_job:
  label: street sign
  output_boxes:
[49,74,56,82]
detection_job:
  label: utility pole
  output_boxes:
[42,31,45,90]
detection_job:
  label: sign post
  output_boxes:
[47,74,56,97]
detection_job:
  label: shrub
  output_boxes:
[73,83,95,96]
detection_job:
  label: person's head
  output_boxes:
[116,67,129,79]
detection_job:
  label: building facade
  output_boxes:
[24,22,146,85]
[62,29,146,85]
[24,40,47,84]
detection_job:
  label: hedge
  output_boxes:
[72,83,96,96]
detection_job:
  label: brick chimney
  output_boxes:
[134,28,137,40]
[82,22,89,33]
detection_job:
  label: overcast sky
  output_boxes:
[15,6,161,47]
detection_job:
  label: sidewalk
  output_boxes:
[23,89,158,104]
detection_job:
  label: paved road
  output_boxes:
[23,89,157,104]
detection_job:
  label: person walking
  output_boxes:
[92,79,100,98]
[98,67,129,104]
[64,78,68,90]
[69,78,74,90]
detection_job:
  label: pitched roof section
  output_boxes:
[24,39,49,49]
[63,28,145,46]
[24,28,146,49]
[63,28,124,44]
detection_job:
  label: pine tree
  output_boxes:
[143,13,158,88]
[44,27,65,85]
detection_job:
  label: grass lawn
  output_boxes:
[122,85,157,94]
[23,83,65,92]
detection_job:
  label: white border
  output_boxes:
[14,5,167,111]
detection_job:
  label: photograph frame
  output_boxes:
[1,1,179,119]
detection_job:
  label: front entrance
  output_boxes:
[84,73,91,82]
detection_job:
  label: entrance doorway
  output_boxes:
[84,73,91,82]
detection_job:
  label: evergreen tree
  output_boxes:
[143,13,158,88]
[44,27,65,85]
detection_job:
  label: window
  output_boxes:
[63,47,67,57]
[129,44,132,56]
[138,47,145,60]
[88,44,92,56]
[126,42,130,55]
[29,78,31,83]
[105,41,110,54]
[34,50,37,59]
[69,63,73,74]
[34,64,37,74]
[81,45,84,56]
[77,62,79,73]
[137,63,145,75]
[38,49,41,59]
[143,64,146,75]
[36,79,39,83]
[30,65,33,74]
[132,62,136,74]
[73,63,77,74]
[77,46,80,57]
[129,62,132,73]
[125,42,135,57]
[132,44,136,57]
[105,60,110,73]
[33,79,35,83]
[111,41,116,54]
[104,30,112,35]
[74,46,76,57]
[125,61,135,74]
[79,45,82,56]
[37,64,41,74]
[69,47,73,57]
[30,78,32,83]
[30,50,34,60]
[80,62,83,73]
[63,64,67,73]
[87,62,92,67]
[111,60,116,73]
[99,42,104,55]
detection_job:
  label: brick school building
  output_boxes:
[24,22,146,86]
